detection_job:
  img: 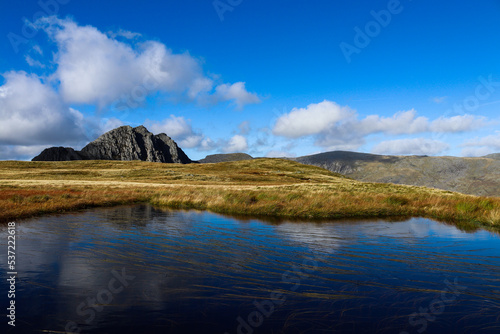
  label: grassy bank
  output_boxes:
[0,159,499,230]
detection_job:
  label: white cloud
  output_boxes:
[272,100,487,152]
[146,115,210,149]
[199,138,216,151]
[214,82,261,110]
[0,71,86,146]
[265,150,295,158]
[147,115,194,139]
[464,133,500,149]
[178,135,205,149]
[35,17,259,109]
[372,138,449,156]
[25,44,46,68]
[461,147,495,157]
[25,55,46,68]
[0,145,49,161]
[430,115,484,132]
[273,100,355,138]
[461,132,500,156]
[99,118,124,134]
[357,109,429,135]
[223,135,248,153]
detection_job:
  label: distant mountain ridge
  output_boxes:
[293,151,500,197]
[200,151,500,196]
[484,153,500,161]
[32,125,192,164]
[198,153,253,163]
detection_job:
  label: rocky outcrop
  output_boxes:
[199,153,253,163]
[80,125,191,163]
[32,147,86,161]
[32,125,192,164]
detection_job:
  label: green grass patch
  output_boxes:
[384,196,409,206]
[456,202,479,213]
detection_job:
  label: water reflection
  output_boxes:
[0,205,499,333]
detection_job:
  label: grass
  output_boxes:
[0,159,499,231]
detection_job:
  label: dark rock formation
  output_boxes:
[32,125,192,164]
[32,147,86,161]
[198,153,253,163]
[80,125,191,163]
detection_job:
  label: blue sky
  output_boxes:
[1,0,499,160]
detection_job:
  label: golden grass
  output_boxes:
[0,159,499,231]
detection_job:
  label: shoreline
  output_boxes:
[0,159,498,231]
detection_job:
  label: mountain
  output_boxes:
[293,151,500,197]
[198,153,253,163]
[484,153,500,161]
[31,147,86,161]
[32,125,192,164]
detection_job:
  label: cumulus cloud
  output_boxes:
[372,138,450,156]
[0,71,86,146]
[0,145,49,161]
[463,133,500,149]
[199,137,217,151]
[223,135,248,153]
[461,132,500,156]
[357,110,429,135]
[99,118,125,134]
[35,16,259,109]
[147,115,194,139]
[430,115,484,133]
[273,100,355,138]
[272,100,486,152]
[214,82,260,110]
[146,115,212,150]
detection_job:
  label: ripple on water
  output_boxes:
[0,205,499,334]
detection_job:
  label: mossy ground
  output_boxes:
[0,159,499,231]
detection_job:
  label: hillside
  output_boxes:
[293,151,500,197]
[0,159,499,230]
[485,153,500,161]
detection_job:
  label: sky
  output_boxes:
[0,0,499,161]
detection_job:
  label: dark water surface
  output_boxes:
[1,205,500,334]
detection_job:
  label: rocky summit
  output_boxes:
[32,125,192,164]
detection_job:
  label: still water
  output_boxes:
[1,205,499,334]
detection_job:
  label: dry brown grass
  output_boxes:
[0,159,499,230]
